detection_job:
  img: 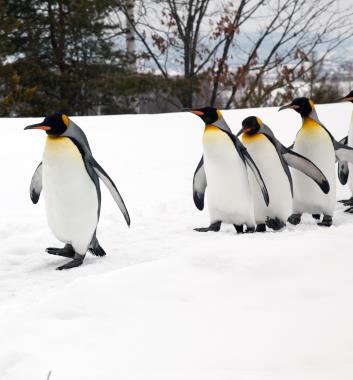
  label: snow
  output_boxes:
[0,103,353,380]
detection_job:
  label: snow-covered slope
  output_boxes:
[0,103,352,380]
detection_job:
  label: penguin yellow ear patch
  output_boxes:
[216,109,222,120]
[62,114,69,127]
[309,99,315,110]
[256,117,263,127]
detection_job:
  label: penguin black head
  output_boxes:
[338,91,353,103]
[241,116,263,135]
[278,97,314,117]
[187,107,221,125]
[24,113,70,136]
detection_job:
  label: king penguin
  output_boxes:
[238,116,329,232]
[279,97,353,227]
[188,107,269,233]
[25,113,130,270]
[336,91,353,212]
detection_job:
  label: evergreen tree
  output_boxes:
[0,0,130,116]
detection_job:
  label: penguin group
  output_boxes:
[189,92,353,233]
[24,92,353,270]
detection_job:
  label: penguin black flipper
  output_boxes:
[30,162,43,204]
[241,147,270,206]
[229,134,269,206]
[338,159,349,185]
[281,148,330,194]
[89,157,131,227]
[334,142,353,165]
[316,121,353,165]
[339,136,348,145]
[257,126,293,196]
[193,156,207,210]
[64,121,130,227]
[259,124,329,194]
[337,136,349,185]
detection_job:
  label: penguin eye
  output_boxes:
[62,114,69,127]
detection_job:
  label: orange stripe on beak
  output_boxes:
[190,110,204,116]
[31,126,51,131]
[24,124,51,131]
[278,104,299,111]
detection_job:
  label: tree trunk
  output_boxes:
[126,0,136,72]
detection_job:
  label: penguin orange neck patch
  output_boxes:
[203,125,227,145]
[46,136,69,144]
[302,116,321,130]
[205,124,220,132]
[241,133,264,143]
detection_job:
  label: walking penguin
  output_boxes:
[279,97,353,226]
[238,116,329,232]
[25,113,130,270]
[189,107,269,233]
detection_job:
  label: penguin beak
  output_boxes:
[278,104,299,112]
[190,110,204,116]
[182,108,204,116]
[24,123,51,131]
[237,128,251,136]
[336,95,353,102]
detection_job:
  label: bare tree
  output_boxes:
[223,0,353,108]
[111,0,353,109]
[126,0,137,71]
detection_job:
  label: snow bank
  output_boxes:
[0,103,352,380]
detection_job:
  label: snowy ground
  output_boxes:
[0,103,352,380]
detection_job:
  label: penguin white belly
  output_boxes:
[292,122,336,215]
[43,137,98,254]
[347,112,353,194]
[203,126,255,226]
[242,134,292,223]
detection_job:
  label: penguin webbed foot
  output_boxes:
[317,215,332,227]
[344,207,353,214]
[233,224,244,234]
[288,214,301,225]
[56,257,84,270]
[245,226,255,233]
[194,221,221,232]
[89,240,106,257]
[256,224,266,232]
[266,217,286,231]
[312,214,321,220]
[339,197,353,206]
[46,244,75,258]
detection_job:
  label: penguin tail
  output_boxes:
[89,237,107,257]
